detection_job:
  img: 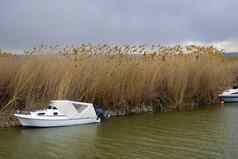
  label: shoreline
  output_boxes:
[0,105,154,128]
[0,103,221,128]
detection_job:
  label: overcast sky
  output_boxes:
[1,0,238,53]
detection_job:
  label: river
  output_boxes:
[0,103,238,159]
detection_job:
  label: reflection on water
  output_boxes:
[223,103,238,158]
[1,104,238,159]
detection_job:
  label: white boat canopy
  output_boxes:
[49,100,97,119]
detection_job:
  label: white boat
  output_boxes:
[219,88,238,102]
[14,100,102,127]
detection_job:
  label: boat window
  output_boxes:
[48,106,52,109]
[72,103,87,113]
[232,92,238,94]
[53,107,57,110]
[53,112,58,116]
[38,112,45,116]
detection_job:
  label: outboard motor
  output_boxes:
[94,106,111,121]
[233,85,238,89]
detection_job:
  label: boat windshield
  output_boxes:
[72,103,87,113]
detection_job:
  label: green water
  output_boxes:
[1,104,238,159]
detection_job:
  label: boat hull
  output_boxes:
[219,96,238,103]
[15,115,100,127]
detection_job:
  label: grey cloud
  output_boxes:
[0,0,238,51]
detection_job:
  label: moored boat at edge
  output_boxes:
[219,88,238,103]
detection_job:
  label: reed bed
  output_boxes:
[0,45,236,115]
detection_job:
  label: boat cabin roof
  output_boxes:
[49,100,96,118]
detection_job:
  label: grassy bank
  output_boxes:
[0,45,237,127]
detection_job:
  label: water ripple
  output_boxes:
[0,105,236,159]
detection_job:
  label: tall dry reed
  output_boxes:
[0,45,235,113]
